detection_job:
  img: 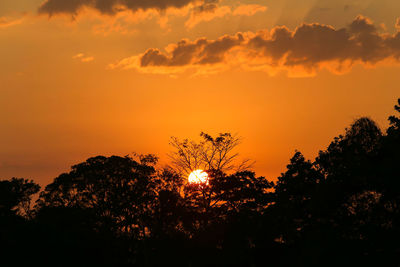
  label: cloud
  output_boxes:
[185,5,230,28]
[81,56,94,62]
[110,16,400,77]
[232,4,267,16]
[73,53,85,59]
[73,53,94,62]
[185,4,267,29]
[109,33,244,75]
[38,0,267,32]
[0,16,24,28]
[38,0,202,16]
[301,0,400,32]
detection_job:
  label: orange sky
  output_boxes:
[1,0,400,186]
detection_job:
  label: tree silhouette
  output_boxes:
[2,98,400,266]
[273,152,323,245]
[169,132,253,175]
[381,98,400,196]
[36,155,158,237]
[388,98,400,135]
[0,178,40,266]
[0,178,40,218]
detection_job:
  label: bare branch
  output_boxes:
[168,132,248,175]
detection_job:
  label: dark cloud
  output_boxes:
[38,0,202,16]
[116,16,400,75]
[140,34,244,67]
[250,16,384,68]
[192,0,218,14]
[304,0,400,31]
[39,0,91,15]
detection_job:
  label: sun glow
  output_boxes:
[188,169,209,185]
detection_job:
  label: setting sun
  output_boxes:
[188,170,209,185]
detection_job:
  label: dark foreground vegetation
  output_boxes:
[1,99,400,266]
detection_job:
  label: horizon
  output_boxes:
[1,0,400,186]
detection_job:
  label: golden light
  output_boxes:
[188,169,209,185]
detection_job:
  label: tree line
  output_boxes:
[1,99,400,266]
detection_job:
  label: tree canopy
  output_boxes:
[1,98,400,266]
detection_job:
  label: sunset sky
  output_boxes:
[1,0,400,186]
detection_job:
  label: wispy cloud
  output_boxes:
[185,4,267,29]
[0,16,24,28]
[232,4,267,16]
[73,53,94,62]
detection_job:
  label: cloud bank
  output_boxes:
[38,0,267,31]
[110,16,400,76]
[38,0,198,16]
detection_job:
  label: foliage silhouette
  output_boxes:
[36,155,158,238]
[169,132,253,175]
[1,98,400,266]
[0,178,40,217]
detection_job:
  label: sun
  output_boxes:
[188,169,209,185]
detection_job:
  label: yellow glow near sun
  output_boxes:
[188,169,209,185]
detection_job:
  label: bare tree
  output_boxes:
[168,132,253,175]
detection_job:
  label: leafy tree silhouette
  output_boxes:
[316,117,382,190]
[268,114,399,266]
[0,178,40,217]
[388,98,400,135]
[273,151,323,245]
[36,155,158,237]
[1,98,400,266]
[381,98,400,196]
[0,178,40,266]
[33,154,162,265]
